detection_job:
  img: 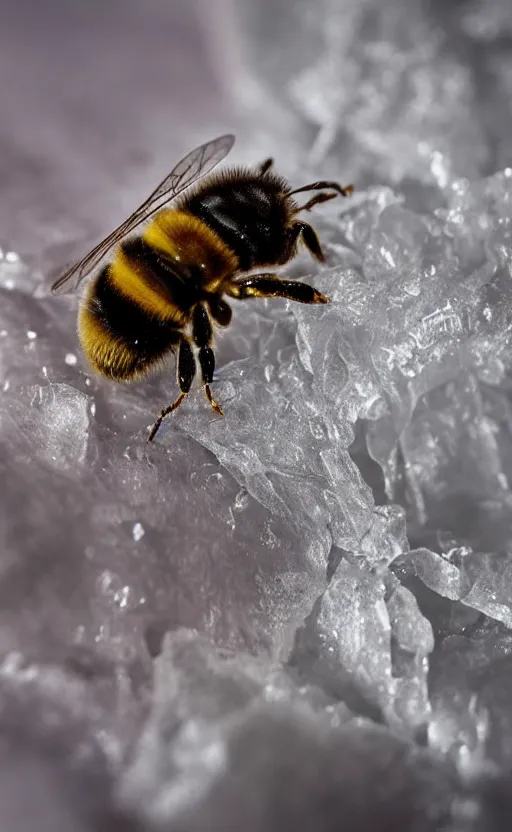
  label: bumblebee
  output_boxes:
[52,135,353,441]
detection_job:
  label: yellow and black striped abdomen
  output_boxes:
[78,240,185,381]
[78,208,239,383]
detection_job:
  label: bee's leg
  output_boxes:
[148,338,195,441]
[296,192,338,212]
[206,294,233,327]
[227,274,329,305]
[192,303,223,415]
[293,221,326,262]
[259,157,274,175]
[280,220,326,263]
[290,180,354,198]
[198,348,223,415]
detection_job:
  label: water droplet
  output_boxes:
[65,353,77,366]
[114,586,130,609]
[132,522,145,541]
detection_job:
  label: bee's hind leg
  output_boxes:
[193,303,223,416]
[148,338,195,442]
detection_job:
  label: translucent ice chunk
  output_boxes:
[180,303,376,555]
[289,171,512,537]
[408,547,512,629]
[293,558,432,733]
[358,504,409,567]
[398,373,511,537]
[119,629,453,832]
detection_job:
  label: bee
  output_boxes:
[52,135,353,441]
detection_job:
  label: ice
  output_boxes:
[2,0,512,828]
[291,557,432,733]
[397,545,512,636]
[179,309,375,553]
[5,383,91,471]
[118,629,455,831]
[427,622,512,774]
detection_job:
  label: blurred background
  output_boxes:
[0,0,244,265]
[1,0,512,269]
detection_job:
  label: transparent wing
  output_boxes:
[51,133,235,295]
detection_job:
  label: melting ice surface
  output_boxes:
[3,0,512,829]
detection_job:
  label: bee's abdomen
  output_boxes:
[79,265,181,381]
[119,237,196,315]
[184,174,291,272]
